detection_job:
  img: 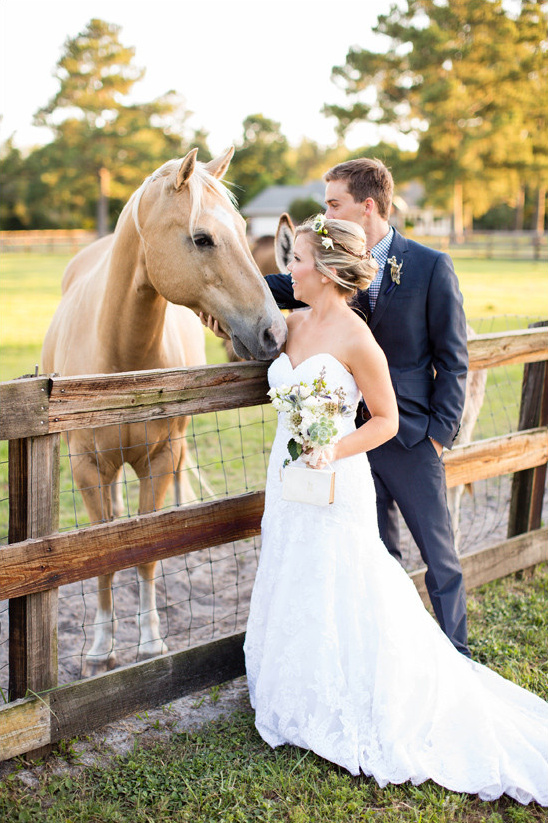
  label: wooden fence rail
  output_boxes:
[1,326,547,761]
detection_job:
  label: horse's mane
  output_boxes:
[125,158,238,238]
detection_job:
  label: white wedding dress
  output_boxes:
[244,352,548,805]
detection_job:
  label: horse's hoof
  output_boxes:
[137,639,168,661]
[82,654,117,677]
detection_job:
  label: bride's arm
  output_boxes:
[331,328,398,463]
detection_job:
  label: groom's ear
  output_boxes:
[275,213,295,273]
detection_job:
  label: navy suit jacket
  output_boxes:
[265,229,469,450]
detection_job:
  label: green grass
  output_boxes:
[1,253,546,538]
[1,253,547,382]
[453,258,548,323]
[1,566,547,822]
[1,253,547,820]
[0,254,278,538]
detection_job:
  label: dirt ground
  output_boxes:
[0,674,252,785]
[1,473,545,784]
[1,476,510,691]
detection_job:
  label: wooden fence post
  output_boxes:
[507,320,548,540]
[8,432,60,756]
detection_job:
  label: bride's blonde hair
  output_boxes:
[296,216,378,297]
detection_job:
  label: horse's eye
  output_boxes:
[193,233,214,248]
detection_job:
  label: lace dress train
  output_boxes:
[244,353,548,805]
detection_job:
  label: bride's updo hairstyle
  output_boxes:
[296,215,378,297]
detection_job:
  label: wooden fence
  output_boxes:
[0,230,97,254]
[409,231,547,261]
[1,327,547,762]
[2,229,547,260]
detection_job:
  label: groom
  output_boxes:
[265,158,471,657]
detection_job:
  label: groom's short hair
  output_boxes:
[324,158,394,220]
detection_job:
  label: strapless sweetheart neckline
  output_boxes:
[278,351,351,374]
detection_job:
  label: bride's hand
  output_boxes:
[199,312,230,340]
[302,445,335,470]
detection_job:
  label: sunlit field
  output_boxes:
[1,252,547,381]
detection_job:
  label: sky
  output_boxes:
[0,0,397,157]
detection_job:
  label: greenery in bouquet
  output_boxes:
[267,366,353,467]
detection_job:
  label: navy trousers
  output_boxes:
[367,437,470,657]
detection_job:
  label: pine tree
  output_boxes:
[325,0,548,235]
[33,19,207,233]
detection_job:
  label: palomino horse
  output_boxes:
[42,148,287,674]
[273,213,486,554]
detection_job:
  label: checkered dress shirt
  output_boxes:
[367,227,394,311]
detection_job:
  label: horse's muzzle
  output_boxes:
[232,317,287,361]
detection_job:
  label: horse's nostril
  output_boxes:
[261,327,283,356]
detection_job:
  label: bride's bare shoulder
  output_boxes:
[345,312,386,363]
[286,309,309,331]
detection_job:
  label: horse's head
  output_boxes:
[124,148,287,361]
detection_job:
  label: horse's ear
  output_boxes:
[175,148,199,190]
[275,213,295,273]
[205,147,235,180]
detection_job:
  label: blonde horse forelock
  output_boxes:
[127,159,238,239]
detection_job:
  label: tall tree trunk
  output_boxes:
[97,167,111,238]
[534,185,546,234]
[452,181,464,244]
[463,201,473,234]
[515,184,525,232]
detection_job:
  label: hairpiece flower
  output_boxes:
[312,214,328,235]
[310,213,370,261]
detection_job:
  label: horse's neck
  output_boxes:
[97,226,171,372]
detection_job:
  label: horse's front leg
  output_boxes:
[86,572,119,674]
[135,561,168,659]
[134,446,182,660]
[73,466,119,676]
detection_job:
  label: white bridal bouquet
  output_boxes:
[268,366,353,505]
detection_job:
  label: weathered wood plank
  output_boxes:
[0,377,50,439]
[2,426,546,599]
[0,695,52,761]
[0,632,246,760]
[48,632,246,743]
[0,328,545,440]
[508,322,548,538]
[0,491,265,600]
[47,361,270,432]
[468,327,548,370]
[3,529,546,761]
[410,528,548,606]
[444,427,548,487]
[8,435,61,708]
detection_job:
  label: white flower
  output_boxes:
[322,237,334,251]
[269,369,351,468]
[298,384,313,399]
[271,396,293,412]
[302,394,321,410]
[312,214,327,233]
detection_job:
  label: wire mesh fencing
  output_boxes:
[1,315,546,695]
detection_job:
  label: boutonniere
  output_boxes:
[388,256,403,285]
[386,256,403,294]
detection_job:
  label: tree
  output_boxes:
[510,1,548,233]
[32,19,208,232]
[229,114,297,207]
[287,138,348,183]
[325,0,548,237]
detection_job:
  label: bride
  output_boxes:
[240,215,548,805]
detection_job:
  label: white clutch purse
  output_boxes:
[281,463,335,506]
